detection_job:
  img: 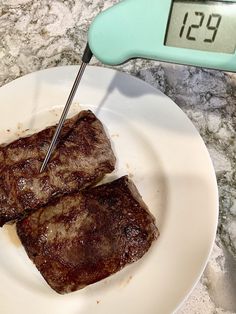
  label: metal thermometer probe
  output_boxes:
[40,44,93,173]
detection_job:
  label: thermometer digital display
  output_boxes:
[88,0,236,72]
[165,0,236,54]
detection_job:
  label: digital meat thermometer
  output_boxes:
[41,0,236,171]
[89,0,236,70]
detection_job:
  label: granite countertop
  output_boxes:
[0,0,235,313]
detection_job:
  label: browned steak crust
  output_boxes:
[17,176,158,294]
[0,110,116,226]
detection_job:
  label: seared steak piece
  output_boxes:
[0,110,116,226]
[17,176,158,294]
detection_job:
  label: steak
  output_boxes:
[0,110,116,226]
[17,176,158,294]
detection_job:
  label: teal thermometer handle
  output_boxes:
[88,0,236,72]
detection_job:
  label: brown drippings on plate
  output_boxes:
[128,172,134,179]
[111,133,119,138]
[121,275,133,287]
[96,300,100,304]
[126,275,133,285]
[3,224,21,247]
[17,123,23,130]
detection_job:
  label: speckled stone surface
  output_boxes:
[0,0,235,313]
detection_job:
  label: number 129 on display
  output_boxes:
[165,0,236,54]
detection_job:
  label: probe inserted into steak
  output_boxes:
[17,176,158,294]
[0,110,116,226]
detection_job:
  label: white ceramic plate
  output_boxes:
[0,66,218,314]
